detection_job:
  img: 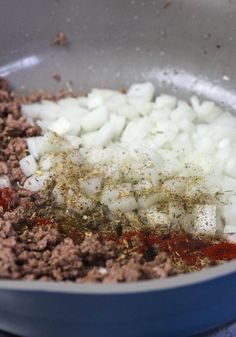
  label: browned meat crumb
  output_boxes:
[163,0,172,8]
[20,90,75,105]
[80,234,116,262]
[0,162,8,174]
[0,77,9,91]
[52,74,61,82]
[51,32,68,46]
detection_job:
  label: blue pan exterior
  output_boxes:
[0,271,236,337]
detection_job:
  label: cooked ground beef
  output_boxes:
[51,32,68,46]
[52,74,62,82]
[0,78,185,283]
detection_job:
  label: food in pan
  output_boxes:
[1,78,236,282]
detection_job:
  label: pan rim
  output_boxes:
[0,258,235,294]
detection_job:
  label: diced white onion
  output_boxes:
[155,95,177,110]
[21,82,236,240]
[47,117,71,135]
[80,177,102,195]
[19,155,38,177]
[137,194,159,209]
[0,175,11,189]
[127,82,155,102]
[81,106,108,132]
[52,185,65,205]
[193,205,217,235]
[26,136,44,159]
[109,197,138,212]
[139,207,170,227]
[23,173,50,192]
[67,192,94,214]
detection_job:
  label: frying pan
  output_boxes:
[0,1,236,336]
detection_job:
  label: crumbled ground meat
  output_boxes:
[80,234,117,264]
[0,78,184,283]
[52,74,61,82]
[0,77,9,91]
[163,0,172,8]
[19,90,75,105]
[51,32,68,46]
[0,161,8,174]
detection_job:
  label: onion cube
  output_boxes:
[193,205,217,235]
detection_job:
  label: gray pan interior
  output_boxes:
[1,0,236,109]
[0,1,236,337]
